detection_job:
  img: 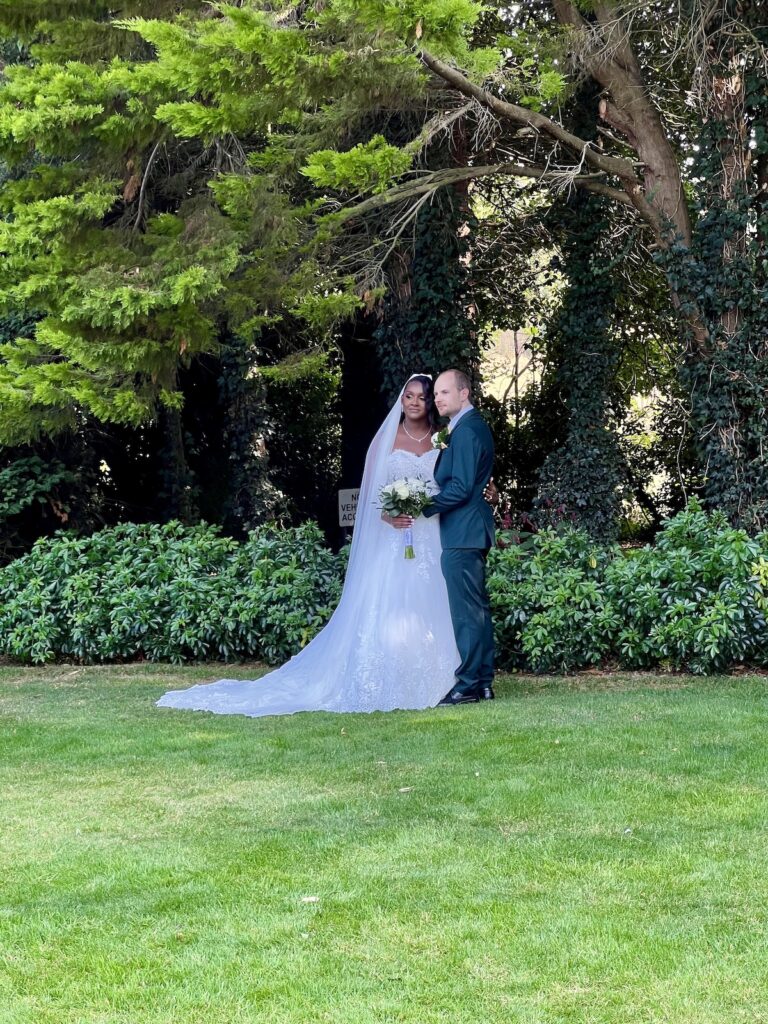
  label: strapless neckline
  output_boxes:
[390,448,434,458]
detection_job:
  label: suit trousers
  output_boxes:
[440,547,494,694]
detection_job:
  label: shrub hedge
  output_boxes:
[488,501,768,674]
[0,521,342,664]
[1,503,767,674]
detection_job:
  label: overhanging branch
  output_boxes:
[419,49,638,182]
[328,161,634,225]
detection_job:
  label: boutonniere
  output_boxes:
[431,427,450,451]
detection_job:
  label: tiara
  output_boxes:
[406,372,433,381]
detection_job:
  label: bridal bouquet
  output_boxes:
[379,477,432,558]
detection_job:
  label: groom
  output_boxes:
[424,369,496,705]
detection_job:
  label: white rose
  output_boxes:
[395,483,410,501]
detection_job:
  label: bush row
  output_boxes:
[0,521,342,664]
[489,501,768,674]
[1,503,767,674]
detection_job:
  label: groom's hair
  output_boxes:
[446,369,471,396]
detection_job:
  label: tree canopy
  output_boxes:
[0,1,766,537]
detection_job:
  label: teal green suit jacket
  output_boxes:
[424,408,495,549]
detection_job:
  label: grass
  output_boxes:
[2,664,768,1023]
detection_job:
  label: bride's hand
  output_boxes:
[382,513,414,530]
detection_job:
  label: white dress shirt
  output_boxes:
[448,404,474,431]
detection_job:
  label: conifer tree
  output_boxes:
[0,2,328,441]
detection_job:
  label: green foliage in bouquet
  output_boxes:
[379,478,432,519]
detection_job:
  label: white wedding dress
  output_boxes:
[157,386,459,717]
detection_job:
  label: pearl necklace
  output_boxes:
[402,421,431,443]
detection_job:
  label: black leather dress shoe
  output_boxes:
[479,685,495,701]
[438,688,480,706]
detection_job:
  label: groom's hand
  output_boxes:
[382,513,414,530]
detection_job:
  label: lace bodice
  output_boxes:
[386,448,440,495]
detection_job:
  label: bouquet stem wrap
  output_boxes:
[403,526,414,559]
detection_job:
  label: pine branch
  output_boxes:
[131,139,164,234]
[549,0,692,245]
[331,161,634,225]
[404,101,474,159]
[418,49,637,182]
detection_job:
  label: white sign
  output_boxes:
[338,488,359,527]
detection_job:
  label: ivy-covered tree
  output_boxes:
[241,0,766,528]
[373,189,479,401]
[532,194,626,541]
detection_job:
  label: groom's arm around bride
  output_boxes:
[424,370,496,705]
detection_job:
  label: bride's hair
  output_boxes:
[400,374,440,431]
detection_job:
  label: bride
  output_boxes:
[156,374,460,716]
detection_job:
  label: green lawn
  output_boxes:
[2,664,768,1023]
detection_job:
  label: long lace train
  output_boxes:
[156,448,458,716]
